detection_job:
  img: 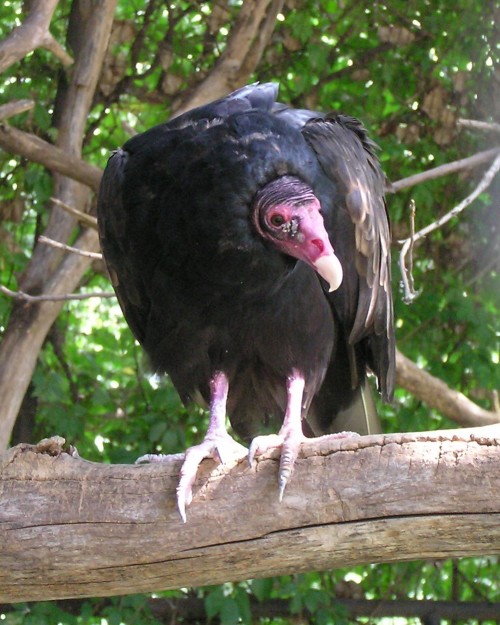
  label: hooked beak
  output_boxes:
[313,253,343,292]
[290,206,344,293]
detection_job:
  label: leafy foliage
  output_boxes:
[0,0,499,623]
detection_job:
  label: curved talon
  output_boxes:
[277,431,303,500]
[248,431,303,500]
[175,434,247,522]
[248,433,283,466]
[278,474,288,502]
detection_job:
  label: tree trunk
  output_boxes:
[0,0,117,450]
[1,426,499,603]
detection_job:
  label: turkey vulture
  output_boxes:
[97,83,395,521]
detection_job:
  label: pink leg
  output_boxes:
[249,369,305,500]
[136,371,247,522]
[249,368,358,500]
[176,371,247,522]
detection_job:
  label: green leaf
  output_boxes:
[204,586,225,619]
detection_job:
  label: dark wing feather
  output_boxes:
[301,116,395,401]
[97,148,151,345]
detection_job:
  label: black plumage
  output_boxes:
[97,83,395,520]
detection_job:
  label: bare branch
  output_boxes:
[389,148,500,193]
[0,122,102,191]
[458,118,500,134]
[0,284,114,303]
[396,349,500,427]
[50,197,98,229]
[399,200,419,301]
[40,31,73,67]
[0,99,35,121]
[0,0,73,73]
[398,152,500,301]
[38,235,102,259]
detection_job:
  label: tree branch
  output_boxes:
[0,428,499,602]
[0,122,102,191]
[0,0,118,452]
[3,595,499,621]
[50,197,99,229]
[0,0,73,73]
[0,99,35,120]
[396,350,500,426]
[172,0,284,116]
[389,147,500,193]
[150,596,500,622]
[398,151,500,301]
[457,118,500,134]
[0,284,114,302]
[38,235,102,259]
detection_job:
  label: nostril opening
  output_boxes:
[310,239,325,254]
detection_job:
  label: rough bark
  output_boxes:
[1,426,499,603]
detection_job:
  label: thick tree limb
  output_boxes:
[396,350,500,426]
[0,0,73,73]
[0,122,102,191]
[0,428,499,603]
[0,228,101,450]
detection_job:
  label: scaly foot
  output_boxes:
[177,432,247,522]
[249,429,359,500]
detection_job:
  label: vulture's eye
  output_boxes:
[270,214,286,227]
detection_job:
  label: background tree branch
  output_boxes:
[0,0,117,451]
[0,122,102,191]
[395,350,499,426]
[0,0,73,73]
[1,428,499,603]
[171,0,285,115]
[3,596,500,621]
